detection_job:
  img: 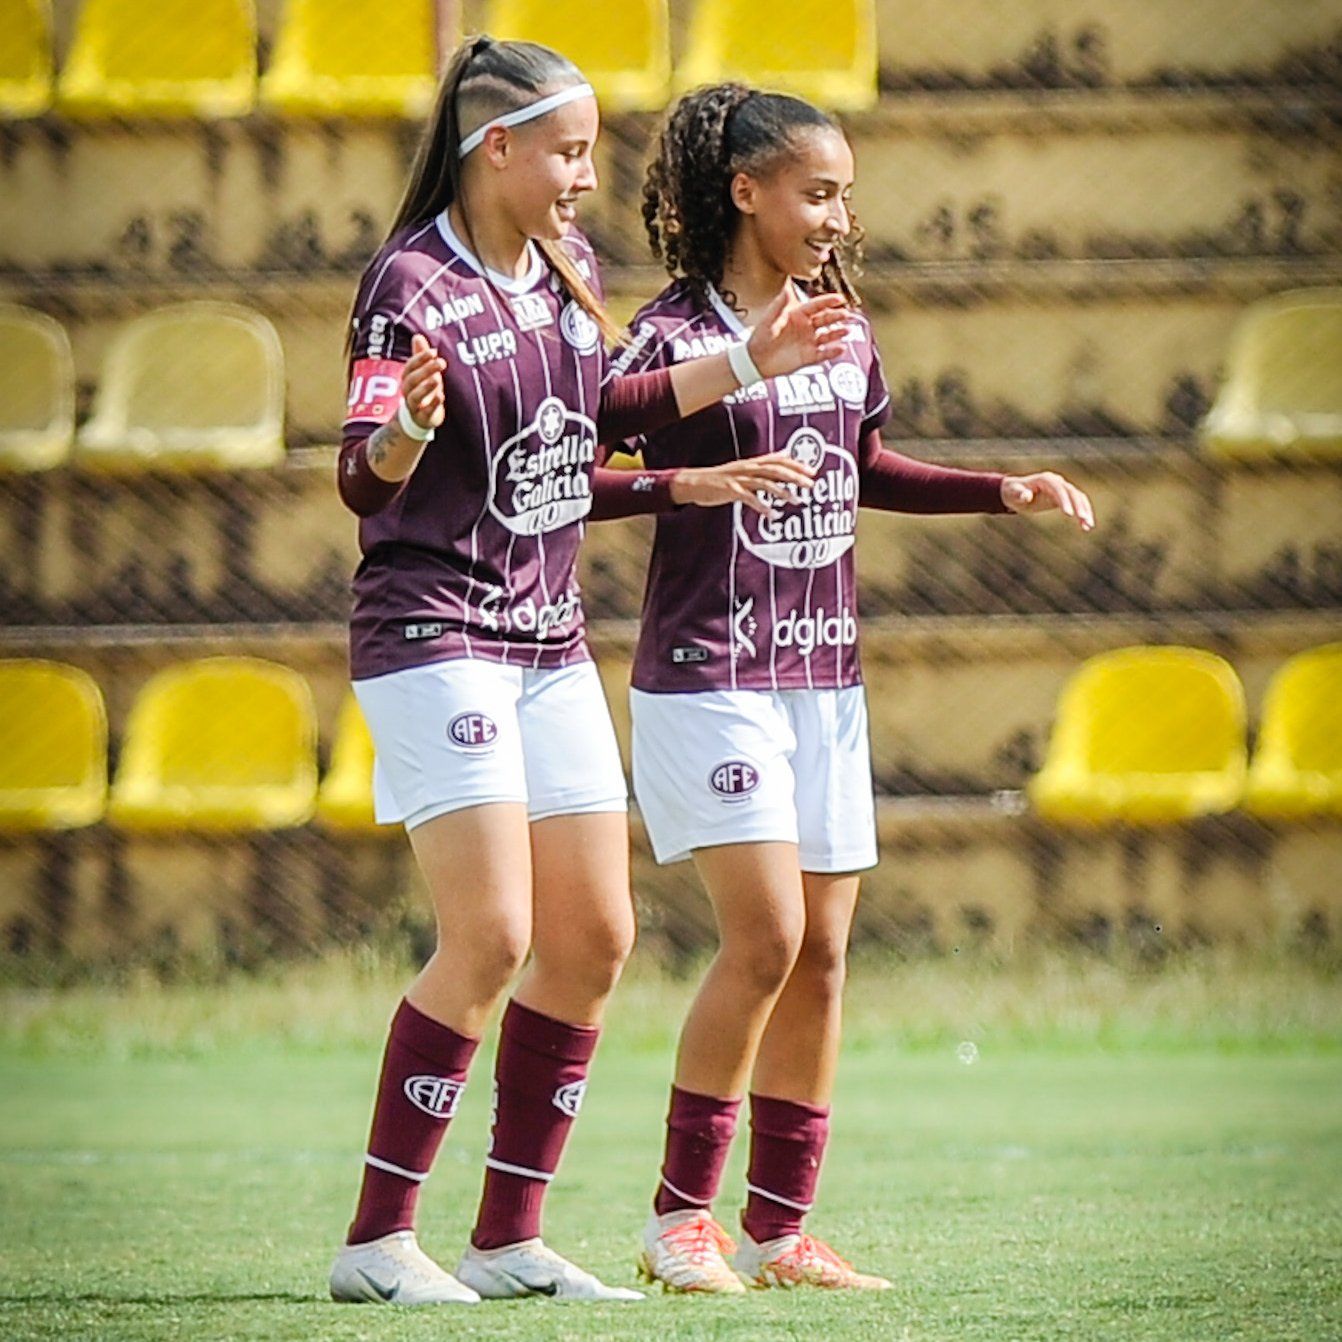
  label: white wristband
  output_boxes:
[397,397,434,442]
[727,337,764,389]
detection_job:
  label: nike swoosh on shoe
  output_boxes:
[356,1268,398,1302]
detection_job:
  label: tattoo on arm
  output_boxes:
[366,423,393,469]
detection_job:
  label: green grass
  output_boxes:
[3,954,1341,1341]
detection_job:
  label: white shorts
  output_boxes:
[353,659,628,830]
[630,685,877,873]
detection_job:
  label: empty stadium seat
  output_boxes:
[108,658,317,831]
[77,303,285,470]
[1243,644,1342,819]
[0,305,75,471]
[261,0,437,119]
[0,661,107,830]
[1029,647,1247,824]
[487,0,669,112]
[0,0,53,118]
[58,0,256,118]
[675,0,877,111]
[316,694,396,834]
[1201,288,1342,460]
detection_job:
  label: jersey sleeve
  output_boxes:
[601,313,675,459]
[338,259,422,517]
[860,335,893,439]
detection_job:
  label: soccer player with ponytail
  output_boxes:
[599,86,1095,1292]
[331,41,846,1306]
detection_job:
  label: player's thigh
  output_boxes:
[527,809,634,971]
[408,801,534,960]
[786,686,878,875]
[517,661,628,823]
[798,870,862,974]
[694,840,808,965]
[352,659,528,828]
[631,688,800,866]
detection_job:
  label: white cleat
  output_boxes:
[733,1230,892,1290]
[638,1209,748,1294]
[457,1238,645,1301]
[329,1230,481,1305]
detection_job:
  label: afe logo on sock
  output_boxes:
[552,1080,588,1118]
[403,1075,465,1119]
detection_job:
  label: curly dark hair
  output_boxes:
[641,84,864,315]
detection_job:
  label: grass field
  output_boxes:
[3,952,1340,1342]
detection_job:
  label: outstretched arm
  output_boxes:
[589,450,816,522]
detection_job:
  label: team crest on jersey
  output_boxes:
[775,367,837,416]
[489,395,597,536]
[734,427,857,570]
[828,361,868,407]
[552,1081,587,1117]
[403,1074,465,1118]
[560,301,600,355]
[511,292,553,332]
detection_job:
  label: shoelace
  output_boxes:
[778,1234,855,1280]
[665,1216,734,1266]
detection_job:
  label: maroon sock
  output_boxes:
[653,1086,742,1216]
[347,998,479,1245]
[741,1093,830,1243]
[470,999,600,1250]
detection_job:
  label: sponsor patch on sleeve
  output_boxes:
[346,358,405,425]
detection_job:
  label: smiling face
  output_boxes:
[730,126,855,281]
[481,92,601,241]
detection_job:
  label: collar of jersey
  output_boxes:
[436,211,545,295]
[705,279,810,338]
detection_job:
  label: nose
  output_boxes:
[829,197,851,239]
[575,151,598,194]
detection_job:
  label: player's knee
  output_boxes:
[539,911,635,997]
[792,929,849,1001]
[724,920,805,998]
[454,918,532,998]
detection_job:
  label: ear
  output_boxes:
[729,171,757,216]
[481,124,511,169]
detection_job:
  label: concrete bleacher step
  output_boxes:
[2,443,1337,628]
[7,261,1342,443]
[2,799,1337,963]
[3,90,1337,273]
[1,608,1336,797]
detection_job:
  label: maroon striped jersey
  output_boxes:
[342,216,615,680]
[614,281,892,693]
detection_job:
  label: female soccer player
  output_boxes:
[599,86,1096,1293]
[328,40,846,1307]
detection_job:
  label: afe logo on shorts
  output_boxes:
[552,1080,588,1117]
[709,760,760,802]
[403,1074,464,1118]
[447,712,498,752]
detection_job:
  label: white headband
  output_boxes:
[458,83,596,158]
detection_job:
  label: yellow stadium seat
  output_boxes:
[1243,644,1342,820]
[1201,288,1342,460]
[0,305,74,471]
[675,0,876,112]
[316,694,397,834]
[487,0,670,113]
[58,0,256,118]
[108,658,317,832]
[1029,647,1247,825]
[0,0,53,118]
[0,661,107,831]
[261,0,437,119]
[77,303,285,470]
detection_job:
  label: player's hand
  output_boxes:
[401,333,447,433]
[669,451,816,516]
[1000,472,1096,531]
[746,288,851,380]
